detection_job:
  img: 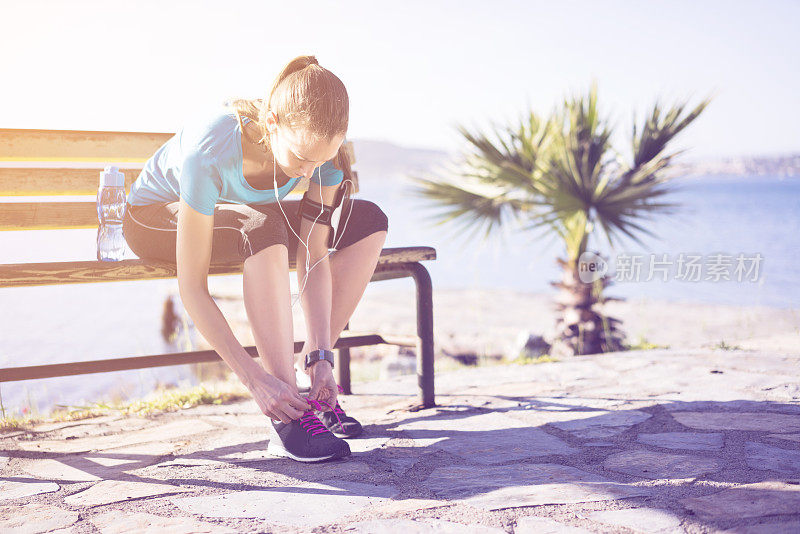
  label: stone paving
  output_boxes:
[1,347,799,533]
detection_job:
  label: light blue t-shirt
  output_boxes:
[127,107,345,216]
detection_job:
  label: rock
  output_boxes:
[18,452,151,483]
[0,503,79,533]
[637,432,724,451]
[581,507,684,533]
[511,409,615,430]
[380,348,416,379]
[744,441,800,473]
[681,481,800,519]
[198,414,272,429]
[347,436,391,455]
[394,412,578,463]
[171,480,398,527]
[64,480,195,507]
[0,480,59,501]
[287,460,372,478]
[90,510,236,533]
[440,332,481,365]
[153,457,228,468]
[720,520,800,533]
[671,412,800,433]
[766,433,800,443]
[100,440,188,458]
[511,331,551,359]
[344,518,505,533]
[604,449,721,479]
[441,347,479,366]
[514,516,593,533]
[367,498,444,515]
[549,410,652,439]
[422,463,650,510]
[395,410,529,433]
[381,446,427,474]
[14,418,216,454]
[440,427,576,463]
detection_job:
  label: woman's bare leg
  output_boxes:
[242,243,296,389]
[296,230,388,369]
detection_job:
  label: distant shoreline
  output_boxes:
[670,153,800,178]
[346,139,800,179]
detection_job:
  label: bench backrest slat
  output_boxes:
[0,167,143,196]
[0,129,173,161]
[0,127,359,230]
[0,128,357,171]
[0,169,360,231]
[0,201,98,230]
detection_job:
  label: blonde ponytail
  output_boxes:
[225,54,351,184]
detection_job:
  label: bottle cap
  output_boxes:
[100,165,125,187]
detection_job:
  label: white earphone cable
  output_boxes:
[294,177,354,304]
[270,145,353,309]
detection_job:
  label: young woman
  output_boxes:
[122,55,388,462]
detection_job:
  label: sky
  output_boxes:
[2,0,798,161]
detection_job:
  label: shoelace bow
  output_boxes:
[304,397,344,434]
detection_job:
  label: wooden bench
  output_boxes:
[0,127,436,409]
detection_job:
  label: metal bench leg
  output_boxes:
[406,262,435,408]
[337,321,352,395]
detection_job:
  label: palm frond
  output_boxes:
[405,82,711,262]
[408,175,520,241]
[631,95,712,169]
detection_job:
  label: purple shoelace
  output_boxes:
[304,396,344,434]
[331,384,347,416]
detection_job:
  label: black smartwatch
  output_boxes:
[304,349,335,370]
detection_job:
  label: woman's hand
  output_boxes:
[247,372,309,424]
[308,361,338,411]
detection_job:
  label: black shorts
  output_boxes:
[122,198,388,265]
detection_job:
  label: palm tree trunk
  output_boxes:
[549,254,626,357]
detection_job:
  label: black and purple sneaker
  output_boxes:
[315,385,363,438]
[267,400,351,462]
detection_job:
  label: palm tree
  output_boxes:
[409,82,711,357]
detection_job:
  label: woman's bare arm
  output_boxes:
[176,197,265,387]
[295,183,341,408]
[295,183,340,354]
[176,197,308,421]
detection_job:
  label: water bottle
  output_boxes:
[96,165,127,261]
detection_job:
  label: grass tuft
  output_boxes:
[623,334,670,351]
[1,379,250,433]
[712,339,744,351]
[506,353,559,365]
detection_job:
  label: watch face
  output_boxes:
[305,350,334,369]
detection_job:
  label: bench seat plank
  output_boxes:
[0,246,436,288]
